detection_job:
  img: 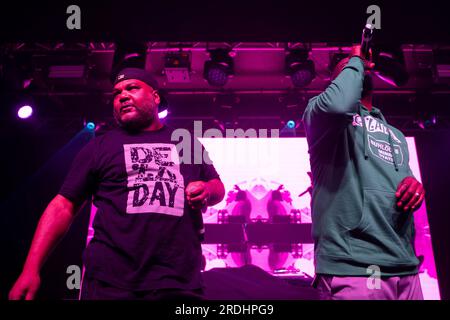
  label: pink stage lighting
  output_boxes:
[199,137,441,300]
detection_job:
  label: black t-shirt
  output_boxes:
[59,125,220,291]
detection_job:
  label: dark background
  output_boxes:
[0,0,449,43]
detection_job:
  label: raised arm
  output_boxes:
[308,56,365,115]
[303,45,374,123]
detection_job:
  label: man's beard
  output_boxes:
[114,108,155,132]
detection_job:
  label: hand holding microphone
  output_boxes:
[186,181,210,210]
[349,23,375,70]
[361,23,374,58]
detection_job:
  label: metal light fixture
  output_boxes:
[203,48,234,87]
[373,45,409,87]
[163,51,191,83]
[285,49,315,88]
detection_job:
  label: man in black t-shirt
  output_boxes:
[9,68,225,300]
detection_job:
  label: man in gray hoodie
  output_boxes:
[302,46,425,300]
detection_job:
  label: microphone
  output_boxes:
[361,23,374,58]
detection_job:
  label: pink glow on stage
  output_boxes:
[199,137,440,300]
[406,138,440,300]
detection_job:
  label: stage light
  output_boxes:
[48,65,86,79]
[286,120,296,129]
[31,50,89,80]
[86,122,96,130]
[280,121,298,137]
[285,49,315,88]
[433,48,450,85]
[158,109,168,119]
[373,46,409,87]
[158,91,169,120]
[17,105,33,119]
[426,115,437,127]
[279,92,304,135]
[203,48,234,87]
[164,51,191,83]
[416,115,437,130]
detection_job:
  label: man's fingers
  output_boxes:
[403,185,422,211]
[395,182,409,202]
[186,181,210,209]
[9,288,26,300]
[411,193,425,211]
[186,189,204,201]
[406,184,424,211]
[189,190,208,203]
[403,192,419,211]
[398,188,415,208]
[395,177,425,211]
[398,183,418,208]
[186,183,205,197]
[395,182,408,197]
[8,290,18,300]
[186,187,202,196]
[25,289,36,301]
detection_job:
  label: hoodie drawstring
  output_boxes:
[359,104,369,160]
[378,111,399,171]
[360,105,399,171]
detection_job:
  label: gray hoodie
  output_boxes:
[302,57,420,276]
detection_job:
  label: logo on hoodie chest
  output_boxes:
[352,114,404,166]
[352,114,401,143]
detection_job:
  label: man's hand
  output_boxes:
[8,271,41,300]
[350,45,375,70]
[395,176,425,212]
[186,181,210,210]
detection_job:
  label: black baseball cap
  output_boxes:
[113,67,168,108]
[113,67,159,90]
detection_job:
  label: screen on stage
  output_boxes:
[199,137,440,300]
[87,136,440,300]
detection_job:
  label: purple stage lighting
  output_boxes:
[203,48,234,87]
[17,105,33,119]
[158,109,168,119]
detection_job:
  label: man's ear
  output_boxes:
[153,91,161,105]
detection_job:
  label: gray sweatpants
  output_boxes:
[314,274,424,300]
